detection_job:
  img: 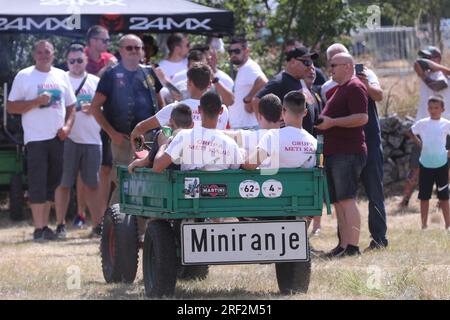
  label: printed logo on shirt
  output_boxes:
[285,141,315,153]
[37,86,62,109]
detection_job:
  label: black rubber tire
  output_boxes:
[275,254,311,294]
[177,265,209,281]
[100,204,139,284]
[9,173,24,221]
[143,220,177,298]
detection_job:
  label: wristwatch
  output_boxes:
[212,77,220,84]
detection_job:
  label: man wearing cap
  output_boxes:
[228,37,268,128]
[254,46,319,135]
[401,46,450,208]
[284,39,328,88]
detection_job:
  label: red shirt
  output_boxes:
[320,77,368,156]
[85,47,114,76]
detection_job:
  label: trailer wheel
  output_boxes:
[177,265,209,281]
[143,220,177,298]
[101,204,139,283]
[9,173,24,221]
[275,254,311,294]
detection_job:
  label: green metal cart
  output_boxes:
[101,140,331,298]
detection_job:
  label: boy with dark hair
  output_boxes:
[408,95,450,231]
[242,91,317,170]
[153,92,243,172]
[225,93,281,162]
[130,63,229,148]
[128,103,193,172]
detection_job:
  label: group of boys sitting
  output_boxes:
[129,63,317,174]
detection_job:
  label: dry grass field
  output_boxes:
[0,184,449,300]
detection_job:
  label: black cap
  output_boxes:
[286,46,318,61]
[418,46,441,59]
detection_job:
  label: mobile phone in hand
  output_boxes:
[355,63,364,74]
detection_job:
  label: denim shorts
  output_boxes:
[325,153,367,203]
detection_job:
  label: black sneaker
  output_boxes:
[342,245,361,257]
[33,228,45,243]
[90,224,102,238]
[363,240,388,253]
[56,224,67,240]
[42,226,57,241]
[323,245,345,259]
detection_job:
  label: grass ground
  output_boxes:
[0,184,449,300]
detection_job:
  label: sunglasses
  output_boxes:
[122,45,142,52]
[94,37,111,44]
[228,48,241,55]
[68,58,84,64]
[295,58,314,67]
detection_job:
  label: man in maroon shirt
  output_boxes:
[316,52,368,257]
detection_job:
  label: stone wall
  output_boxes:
[380,114,416,185]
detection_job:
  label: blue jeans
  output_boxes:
[360,142,388,246]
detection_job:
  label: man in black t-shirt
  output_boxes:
[255,47,319,134]
[91,34,163,205]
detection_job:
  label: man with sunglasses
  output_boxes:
[315,52,369,258]
[254,47,320,135]
[91,34,163,206]
[84,25,118,228]
[321,43,388,252]
[7,40,77,242]
[85,25,117,77]
[54,44,104,239]
[228,37,267,129]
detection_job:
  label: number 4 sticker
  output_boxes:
[239,180,260,198]
[262,180,283,198]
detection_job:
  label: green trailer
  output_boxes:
[101,141,331,298]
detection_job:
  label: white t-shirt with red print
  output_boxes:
[258,126,317,169]
[165,126,244,171]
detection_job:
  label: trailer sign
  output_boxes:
[182,221,308,265]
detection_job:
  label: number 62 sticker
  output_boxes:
[239,180,260,198]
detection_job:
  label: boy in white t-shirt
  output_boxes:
[408,95,450,231]
[153,92,243,172]
[128,103,194,172]
[242,91,317,170]
[130,63,229,148]
[225,93,281,163]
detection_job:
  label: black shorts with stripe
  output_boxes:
[418,162,449,200]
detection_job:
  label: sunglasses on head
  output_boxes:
[122,45,142,52]
[228,48,241,55]
[68,58,84,64]
[295,58,313,67]
[94,37,111,44]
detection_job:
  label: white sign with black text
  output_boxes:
[182,221,308,265]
